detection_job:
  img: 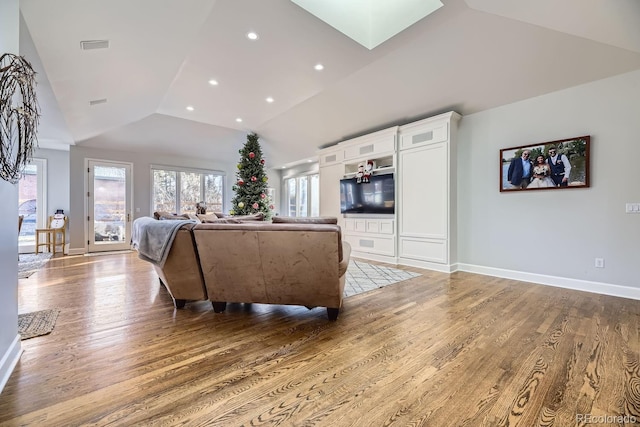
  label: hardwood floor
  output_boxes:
[2,252,640,426]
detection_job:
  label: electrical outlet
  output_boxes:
[627,203,640,213]
[595,258,605,268]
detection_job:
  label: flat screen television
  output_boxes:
[340,173,395,214]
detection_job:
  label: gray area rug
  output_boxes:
[344,260,421,297]
[18,309,60,340]
[18,253,53,279]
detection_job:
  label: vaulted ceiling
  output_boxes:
[19,0,640,167]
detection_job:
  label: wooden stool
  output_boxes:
[35,215,67,255]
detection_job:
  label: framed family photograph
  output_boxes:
[500,135,590,192]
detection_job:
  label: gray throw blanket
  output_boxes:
[131,217,195,267]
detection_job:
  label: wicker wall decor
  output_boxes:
[0,53,40,184]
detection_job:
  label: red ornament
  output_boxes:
[251,176,257,182]
[252,202,259,209]
[269,204,275,210]
[260,193,266,199]
[249,152,255,159]
[238,179,245,186]
[260,159,265,165]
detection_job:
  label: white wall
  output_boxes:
[0,0,23,394]
[34,148,70,217]
[457,69,640,295]
[68,145,237,253]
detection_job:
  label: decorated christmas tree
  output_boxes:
[230,133,273,219]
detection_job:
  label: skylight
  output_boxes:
[291,0,443,50]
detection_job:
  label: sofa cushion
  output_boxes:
[272,216,337,224]
[230,212,265,221]
[186,214,201,223]
[200,218,243,224]
[154,211,190,220]
[197,213,219,222]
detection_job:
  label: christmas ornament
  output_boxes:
[269,204,274,210]
[260,159,265,165]
[238,202,245,208]
[237,164,242,169]
[260,193,266,199]
[252,202,259,209]
[251,176,257,182]
[249,152,255,159]
[238,179,245,186]
[262,177,268,182]
[229,210,235,215]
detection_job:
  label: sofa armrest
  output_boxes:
[338,241,351,278]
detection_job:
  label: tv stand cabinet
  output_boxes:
[319,127,398,263]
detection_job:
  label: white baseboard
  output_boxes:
[457,263,640,301]
[0,335,23,394]
[350,251,398,265]
[398,257,457,273]
[67,248,86,256]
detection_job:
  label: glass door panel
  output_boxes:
[88,160,132,252]
[18,159,46,253]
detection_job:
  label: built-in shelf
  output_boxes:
[343,166,395,178]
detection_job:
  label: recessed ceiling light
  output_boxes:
[246,32,259,40]
[236,118,243,123]
[186,106,194,111]
[208,79,219,86]
[314,63,324,71]
[265,97,274,103]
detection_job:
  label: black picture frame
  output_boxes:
[500,135,590,192]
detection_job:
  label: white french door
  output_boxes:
[87,160,132,252]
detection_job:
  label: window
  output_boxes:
[284,174,319,217]
[152,166,224,214]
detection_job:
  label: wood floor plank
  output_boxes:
[2,252,640,426]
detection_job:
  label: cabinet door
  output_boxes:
[319,149,344,166]
[398,142,447,239]
[399,122,448,151]
[319,163,343,225]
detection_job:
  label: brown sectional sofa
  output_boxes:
[138,217,351,320]
[152,223,207,308]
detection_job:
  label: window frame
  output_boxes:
[284,172,319,217]
[150,164,226,214]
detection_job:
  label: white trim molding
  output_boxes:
[0,335,23,394]
[457,263,640,301]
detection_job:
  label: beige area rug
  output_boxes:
[18,309,60,340]
[344,260,421,297]
[18,253,53,279]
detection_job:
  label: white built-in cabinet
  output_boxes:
[318,147,344,229]
[318,111,460,271]
[397,112,460,271]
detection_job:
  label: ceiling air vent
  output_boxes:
[80,40,110,50]
[89,98,107,106]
